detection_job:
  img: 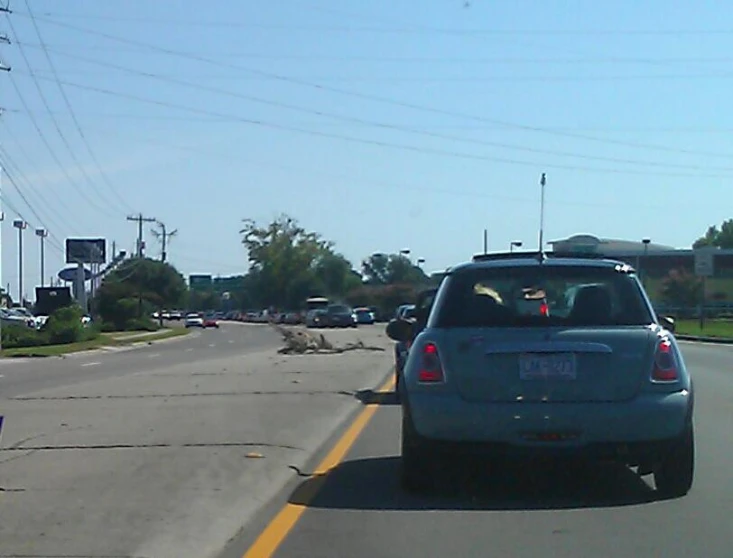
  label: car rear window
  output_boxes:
[434,265,653,328]
[328,304,351,313]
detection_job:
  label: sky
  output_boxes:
[2,0,733,301]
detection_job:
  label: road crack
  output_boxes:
[12,390,356,401]
[0,441,302,452]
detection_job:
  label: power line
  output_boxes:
[23,0,135,213]
[6,72,116,219]
[125,135,720,212]
[150,221,177,263]
[0,120,83,227]
[16,12,733,36]
[4,12,123,218]
[19,43,733,65]
[27,46,733,173]
[0,147,79,236]
[26,73,733,179]
[126,213,156,258]
[23,13,733,161]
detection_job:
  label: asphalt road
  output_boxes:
[0,321,282,398]
[0,323,394,558]
[232,340,733,558]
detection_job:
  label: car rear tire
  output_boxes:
[401,413,435,493]
[654,426,694,498]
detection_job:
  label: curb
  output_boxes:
[676,334,733,344]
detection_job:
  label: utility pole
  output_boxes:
[0,11,11,349]
[127,213,156,258]
[13,219,26,305]
[35,228,48,287]
[151,221,177,263]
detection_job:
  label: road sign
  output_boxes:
[66,238,106,264]
[189,274,213,290]
[58,267,92,282]
[694,248,715,277]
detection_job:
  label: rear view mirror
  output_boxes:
[660,315,676,333]
[386,318,412,342]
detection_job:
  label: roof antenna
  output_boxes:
[537,173,547,262]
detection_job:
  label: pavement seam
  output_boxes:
[10,390,357,401]
[0,442,303,452]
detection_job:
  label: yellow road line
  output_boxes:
[243,375,395,558]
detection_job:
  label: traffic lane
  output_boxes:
[252,347,733,558]
[0,323,282,398]
[0,331,394,558]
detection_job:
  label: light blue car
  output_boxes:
[387,253,694,497]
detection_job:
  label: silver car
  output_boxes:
[387,254,694,497]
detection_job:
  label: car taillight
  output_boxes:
[418,342,444,383]
[539,302,549,317]
[652,339,678,382]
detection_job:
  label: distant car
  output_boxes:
[388,253,694,498]
[354,307,376,325]
[393,304,416,383]
[323,304,357,328]
[184,313,204,328]
[305,309,327,328]
[203,316,219,329]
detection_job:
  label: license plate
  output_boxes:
[519,353,576,380]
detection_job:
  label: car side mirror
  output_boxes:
[660,315,676,333]
[386,318,413,342]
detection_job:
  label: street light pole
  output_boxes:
[35,228,48,287]
[538,173,547,253]
[13,220,27,305]
[642,238,651,286]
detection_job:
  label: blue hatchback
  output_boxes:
[387,254,694,498]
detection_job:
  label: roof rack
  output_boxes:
[471,250,613,263]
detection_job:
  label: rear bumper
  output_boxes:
[406,390,692,452]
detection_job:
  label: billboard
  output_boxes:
[66,238,106,264]
[189,274,213,290]
[35,287,73,316]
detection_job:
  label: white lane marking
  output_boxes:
[185,348,193,352]
[208,343,215,348]
[148,353,161,358]
[82,362,101,367]
[228,339,234,344]
[0,374,4,378]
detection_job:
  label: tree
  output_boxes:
[693,219,733,249]
[361,253,428,285]
[96,258,187,329]
[240,214,356,308]
[660,269,702,308]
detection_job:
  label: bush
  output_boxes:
[1,305,101,349]
[1,324,48,349]
[43,306,85,345]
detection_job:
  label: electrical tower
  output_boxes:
[126,213,156,258]
[151,221,177,263]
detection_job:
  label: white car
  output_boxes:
[184,313,204,328]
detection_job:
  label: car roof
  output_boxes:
[450,253,635,275]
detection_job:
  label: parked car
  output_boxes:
[323,304,357,328]
[393,304,416,388]
[393,289,438,395]
[354,307,376,325]
[184,312,204,328]
[305,309,327,328]
[387,253,694,498]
